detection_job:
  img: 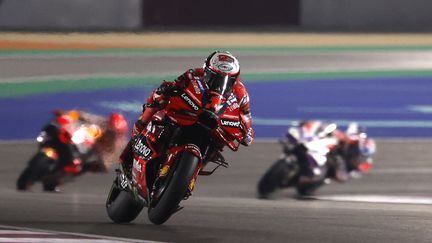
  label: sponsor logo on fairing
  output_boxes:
[191,79,201,94]
[221,119,240,128]
[133,159,142,172]
[181,93,200,111]
[119,173,129,189]
[227,94,240,111]
[133,138,153,159]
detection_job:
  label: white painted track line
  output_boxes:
[312,195,432,205]
[0,225,164,243]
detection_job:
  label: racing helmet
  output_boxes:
[109,113,128,134]
[354,137,377,173]
[203,51,240,97]
[345,123,376,172]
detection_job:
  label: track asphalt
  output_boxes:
[0,140,431,243]
[0,33,431,242]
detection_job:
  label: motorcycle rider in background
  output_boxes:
[54,109,129,172]
[281,121,376,186]
[331,122,377,181]
[119,51,254,172]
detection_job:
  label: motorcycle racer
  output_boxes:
[280,121,376,186]
[17,109,128,191]
[283,120,339,187]
[332,122,377,180]
[119,51,254,171]
[54,109,128,172]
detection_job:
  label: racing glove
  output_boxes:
[240,111,254,146]
[241,127,254,146]
[155,81,179,97]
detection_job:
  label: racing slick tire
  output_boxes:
[148,151,199,225]
[106,179,144,223]
[42,175,61,192]
[257,159,291,199]
[17,153,53,191]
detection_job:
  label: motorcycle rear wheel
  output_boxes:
[106,178,144,223]
[148,151,199,225]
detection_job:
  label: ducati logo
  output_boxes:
[221,119,240,128]
[181,93,199,111]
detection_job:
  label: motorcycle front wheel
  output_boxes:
[16,152,54,191]
[106,177,144,223]
[257,158,295,199]
[148,151,199,225]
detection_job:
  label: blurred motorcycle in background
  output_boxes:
[257,121,376,198]
[16,110,128,192]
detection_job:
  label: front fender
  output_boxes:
[178,144,202,160]
[159,144,202,192]
[159,144,202,179]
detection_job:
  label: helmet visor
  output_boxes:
[204,68,236,97]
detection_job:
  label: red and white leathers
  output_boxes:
[120,68,254,165]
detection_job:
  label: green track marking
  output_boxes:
[2,69,432,98]
[242,69,432,83]
[2,45,432,57]
[0,76,170,98]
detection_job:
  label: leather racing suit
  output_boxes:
[120,68,254,166]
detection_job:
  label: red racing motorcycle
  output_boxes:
[16,111,125,191]
[106,79,245,225]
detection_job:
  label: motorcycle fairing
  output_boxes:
[131,134,160,198]
[132,79,245,200]
[286,125,338,167]
[166,85,203,126]
[165,79,244,150]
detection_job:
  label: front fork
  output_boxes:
[115,167,148,206]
